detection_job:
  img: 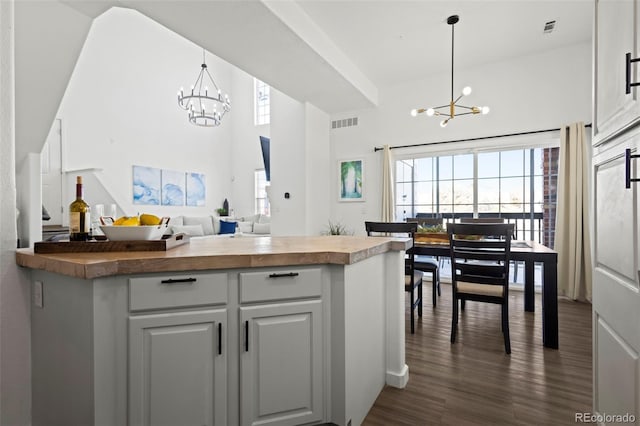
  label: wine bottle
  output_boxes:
[69,176,91,241]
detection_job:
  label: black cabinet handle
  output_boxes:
[625,149,640,189]
[626,52,640,94]
[244,321,249,352]
[217,323,222,355]
[268,272,299,278]
[160,278,197,284]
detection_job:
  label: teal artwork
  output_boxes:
[340,159,364,201]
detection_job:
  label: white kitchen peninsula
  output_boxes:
[16,235,410,426]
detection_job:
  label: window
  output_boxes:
[254,79,270,125]
[255,169,270,215]
[395,147,559,247]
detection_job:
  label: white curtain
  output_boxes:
[554,122,592,301]
[381,145,395,221]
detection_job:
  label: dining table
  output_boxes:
[413,240,558,349]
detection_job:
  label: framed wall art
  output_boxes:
[339,159,364,202]
[161,169,186,206]
[132,165,161,205]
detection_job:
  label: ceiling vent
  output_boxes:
[331,117,358,129]
[543,20,556,34]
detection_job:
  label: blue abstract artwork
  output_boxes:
[161,169,185,206]
[132,165,161,205]
[186,172,206,207]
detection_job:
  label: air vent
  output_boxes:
[543,20,556,34]
[331,117,359,129]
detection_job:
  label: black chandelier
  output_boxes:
[410,15,489,127]
[177,49,231,127]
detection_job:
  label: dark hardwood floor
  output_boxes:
[363,283,592,425]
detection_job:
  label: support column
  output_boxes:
[1,1,32,424]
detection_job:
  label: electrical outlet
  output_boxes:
[33,281,43,308]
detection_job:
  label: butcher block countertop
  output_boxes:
[16,235,411,279]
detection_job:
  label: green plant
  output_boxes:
[216,208,228,216]
[325,220,353,235]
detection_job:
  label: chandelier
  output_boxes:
[410,15,489,127]
[177,49,231,127]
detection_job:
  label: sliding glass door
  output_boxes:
[396,147,559,247]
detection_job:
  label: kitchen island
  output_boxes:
[16,235,410,426]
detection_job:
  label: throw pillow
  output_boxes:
[183,216,214,235]
[219,220,237,234]
[169,215,184,226]
[213,216,235,234]
[171,224,204,237]
[253,222,270,234]
[237,221,253,233]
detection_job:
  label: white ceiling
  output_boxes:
[296,0,594,86]
[62,0,594,113]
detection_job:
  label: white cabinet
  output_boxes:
[29,265,337,426]
[593,0,640,144]
[128,272,229,426]
[129,267,325,426]
[592,0,640,422]
[239,301,323,426]
[129,309,227,426]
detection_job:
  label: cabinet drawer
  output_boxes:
[129,272,227,311]
[239,268,322,303]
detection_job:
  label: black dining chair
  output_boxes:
[406,217,441,306]
[365,221,423,334]
[448,223,514,354]
[459,217,520,282]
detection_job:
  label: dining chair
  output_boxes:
[406,217,441,306]
[459,217,520,282]
[365,221,423,334]
[448,223,514,354]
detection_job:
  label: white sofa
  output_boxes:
[165,214,271,238]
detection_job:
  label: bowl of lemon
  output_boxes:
[99,214,170,241]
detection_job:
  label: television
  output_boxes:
[259,136,270,181]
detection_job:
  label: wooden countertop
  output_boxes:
[16,235,411,279]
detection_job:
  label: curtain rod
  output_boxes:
[373,123,593,152]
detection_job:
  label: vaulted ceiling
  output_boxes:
[64,0,593,113]
[16,1,593,163]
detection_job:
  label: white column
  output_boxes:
[385,249,409,388]
[0,0,32,424]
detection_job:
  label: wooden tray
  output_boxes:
[34,233,189,254]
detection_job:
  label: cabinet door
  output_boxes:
[594,0,640,144]
[592,131,640,421]
[129,309,227,426]
[240,300,323,426]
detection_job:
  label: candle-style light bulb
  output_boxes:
[482,106,490,115]
[462,86,472,96]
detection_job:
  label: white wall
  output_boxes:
[58,8,234,218]
[305,103,331,235]
[331,42,593,235]
[270,89,307,235]
[14,0,91,166]
[229,68,270,218]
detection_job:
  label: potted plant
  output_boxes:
[324,220,353,236]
